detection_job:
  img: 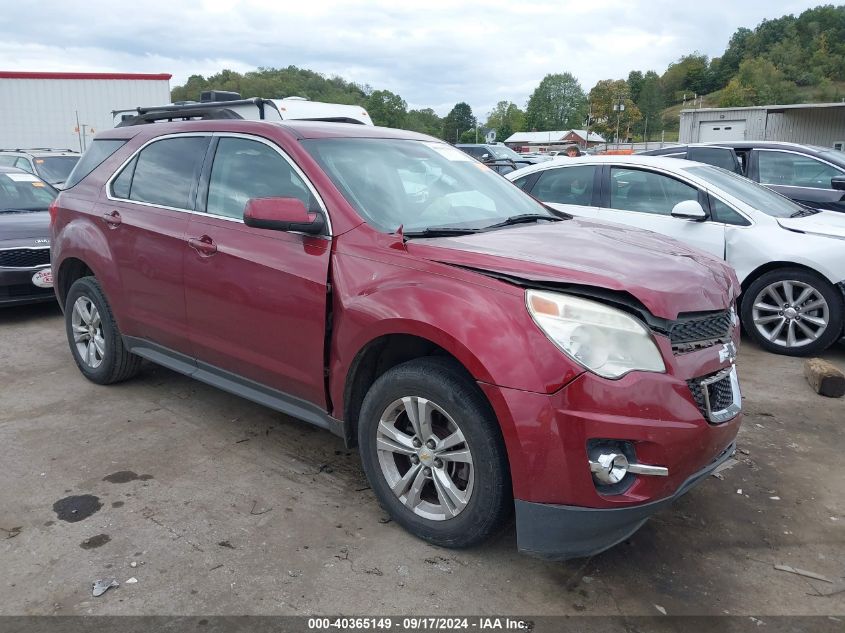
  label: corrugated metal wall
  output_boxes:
[763,110,845,146]
[680,106,845,146]
[0,78,170,150]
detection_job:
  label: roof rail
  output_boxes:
[0,148,76,152]
[114,98,280,127]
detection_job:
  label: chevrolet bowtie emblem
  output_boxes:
[719,341,737,363]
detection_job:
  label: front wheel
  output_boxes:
[741,268,843,356]
[358,357,511,548]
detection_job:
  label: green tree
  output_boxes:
[404,108,443,137]
[484,100,525,142]
[365,90,407,128]
[636,73,664,140]
[442,103,476,143]
[627,70,644,102]
[524,72,587,131]
[588,79,641,141]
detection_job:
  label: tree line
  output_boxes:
[171,4,845,144]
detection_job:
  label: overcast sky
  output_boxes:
[0,0,825,117]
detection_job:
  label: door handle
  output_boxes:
[102,210,122,228]
[188,235,218,256]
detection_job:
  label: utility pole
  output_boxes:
[584,102,592,150]
[75,111,83,153]
[643,116,649,150]
[613,96,625,147]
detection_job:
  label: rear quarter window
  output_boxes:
[65,140,126,188]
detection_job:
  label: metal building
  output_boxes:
[0,71,171,151]
[679,102,845,148]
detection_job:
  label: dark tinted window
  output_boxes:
[610,167,698,215]
[688,147,739,173]
[111,156,137,199]
[130,137,209,209]
[0,172,57,211]
[0,156,16,167]
[532,166,596,206]
[511,175,531,190]
[206,137,313,219]
[758,150,844,188]
[65,139,126,188]
[708,194,750,226]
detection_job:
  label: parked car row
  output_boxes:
[44,116,744,560]
[641,141,845,214]
[507,155,845,356]
[0,148,80,186]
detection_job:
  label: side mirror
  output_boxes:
[243,197,325,235]
[481,153,491,160]
[671,199,707,221]
[831,176,845,191]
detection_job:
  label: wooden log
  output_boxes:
[804,358,845,398]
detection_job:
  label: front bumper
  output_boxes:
[0,267,55,306]
[514,440,736,560]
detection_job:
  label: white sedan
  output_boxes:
[507,155,845,356]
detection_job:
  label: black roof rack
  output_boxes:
[0,148,76,153]
[114,98,279,127]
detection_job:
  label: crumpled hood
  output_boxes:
[777,211,845,240]
[407,219,739,320]
[0,211,50,245]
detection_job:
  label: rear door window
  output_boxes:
[128,136,210,209]
[688,147,740,173]
[531,165,596,206]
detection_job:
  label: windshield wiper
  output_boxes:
[790,206,821,218]
[482,213,564,230]
[404,227,482,238]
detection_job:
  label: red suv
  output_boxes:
[50,119,742,559]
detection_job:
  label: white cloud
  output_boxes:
[0,0,823,117]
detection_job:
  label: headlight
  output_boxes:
[526,290,666,379]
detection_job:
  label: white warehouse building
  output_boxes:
[679,102,845,148]
[0,71,171,151]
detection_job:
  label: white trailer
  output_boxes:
[0,71,171,151]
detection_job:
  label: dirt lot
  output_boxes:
[1,302,843,617]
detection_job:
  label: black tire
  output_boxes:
[358,356,512,549]
[741,267,843,356]
[64,276,142,384]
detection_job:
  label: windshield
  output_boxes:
[303,138,556,233]
[33,156,79,184]
[685,165,805,218]
[818,149,845,165]
[0,172,56,212]
[488,145,523,160]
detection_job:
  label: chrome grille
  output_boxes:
[687,366,741,424]
[0,247,50,268]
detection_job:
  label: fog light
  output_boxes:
[588,443,669,488]
[590,452,629,484]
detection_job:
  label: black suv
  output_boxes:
[456,144,542,175]
[0,149,80,187]
[641,142,845,213]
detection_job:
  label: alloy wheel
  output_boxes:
[751,280,829,349]
[376,396,474,521]
[71,296,106,369]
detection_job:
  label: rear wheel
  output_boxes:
[64,276,142,384]
[358,357,511,548]
[741,268,843,356]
